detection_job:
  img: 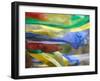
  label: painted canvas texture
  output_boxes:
[25,12,90,68]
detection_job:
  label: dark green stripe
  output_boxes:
[25,16,89,29]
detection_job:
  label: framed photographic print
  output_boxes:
[11,1,98,79]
